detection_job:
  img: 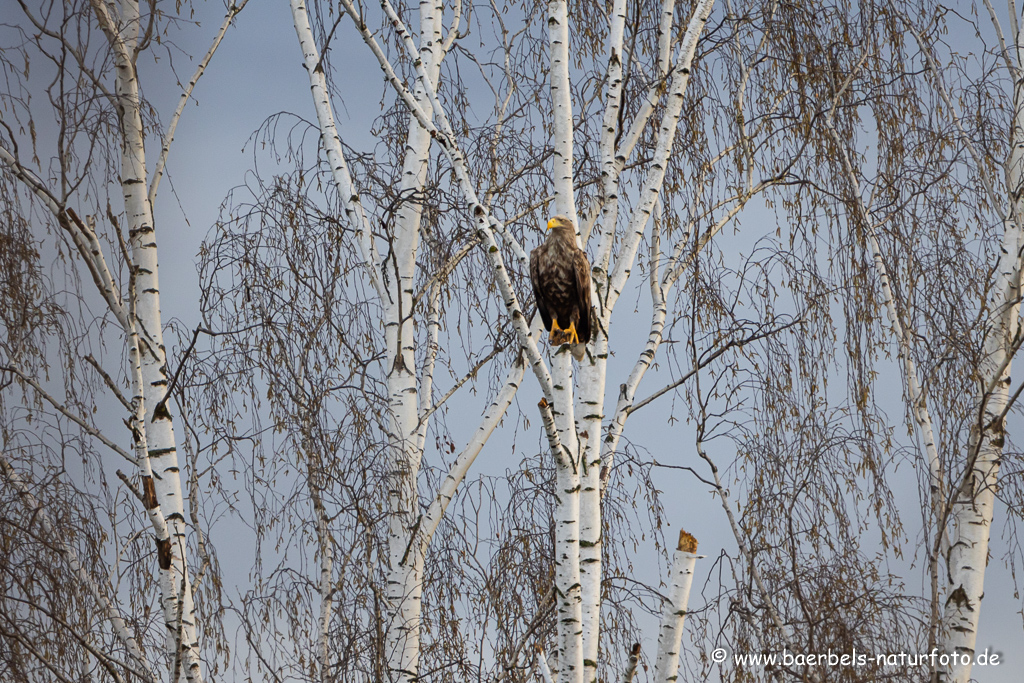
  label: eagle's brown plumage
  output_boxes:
[530,215,592,359]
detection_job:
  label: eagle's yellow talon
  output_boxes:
[547,320,581,346]
[549,319,563,343]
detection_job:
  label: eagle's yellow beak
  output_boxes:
[546,218,558,231]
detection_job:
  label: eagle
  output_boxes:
[530,215,593,361]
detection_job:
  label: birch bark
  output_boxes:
[939,139,1024,683]
[936,10,1024,681]
[652,531,699,683]
[0,2,251,677]
[289,2,535,679]
[87,0,201,677]
[940,223,1022,682]
[380,0,442,672]
[545,3,585,681]
[575,2,628,676]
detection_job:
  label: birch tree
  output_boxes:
[912,9,1024,677]
[819,4,1024,681]
[0,1,246,681]
[716,2,1024,681]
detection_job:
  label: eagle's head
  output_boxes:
[546,215,576,241]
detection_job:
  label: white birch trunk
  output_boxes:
[547,1,585,680]
[574,2,629,676]
[548,0,577,225]
[652,531,699,683]
[938,14,1024,681]
[576,352,605,683]
[126,271,200,683]
[579,3,712,679]
[551,348,582,683]
[291,1,446,677]
[940,227,1021,681]
[538,648,556,683]
[88,1,201,678]
[129,318,192,683]
[311,459,333,683]
[552,433,584,683]
[289,0,386,299]
[381,3,445,678]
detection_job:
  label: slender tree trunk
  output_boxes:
[577,349,606,683]
[653,531,699,683]
[89,0,201,678]
[939,23,1024,677]
[940,270,1018,681]
[382,2,443,678]
[546,2,586,680]
[290,3,716,681]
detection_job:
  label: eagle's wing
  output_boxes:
[530,246,552,331]
[573,247,592,344]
